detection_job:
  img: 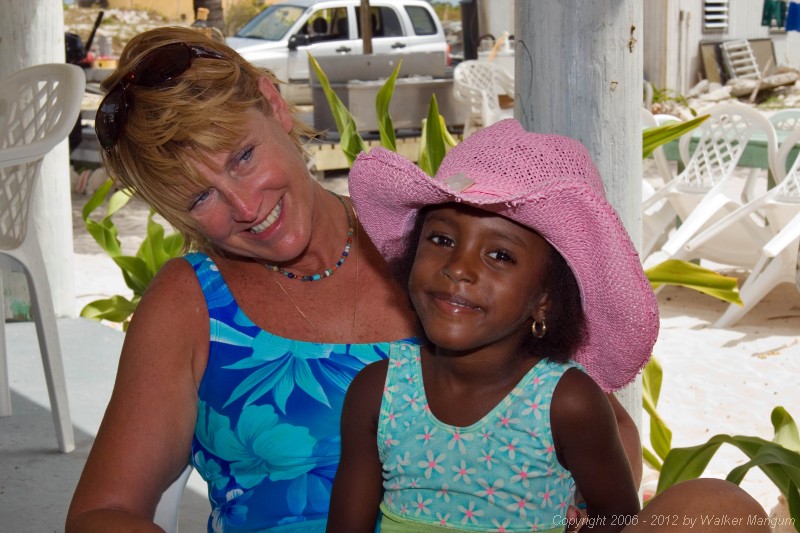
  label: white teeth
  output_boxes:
[249,200,281,234]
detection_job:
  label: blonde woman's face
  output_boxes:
[186,106,315,262]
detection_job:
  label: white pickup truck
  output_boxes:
[227,0,450,104]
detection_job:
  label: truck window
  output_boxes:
[404,5,437,36]
[356,6,403,38]
[236,5,305,40]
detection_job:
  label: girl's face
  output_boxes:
[186,104,316,262]
[408,204,553,357]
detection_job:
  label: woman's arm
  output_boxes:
[552,369,640,533]
[607,393,643,486]
[326,359,388,533]
[66,259,208,532]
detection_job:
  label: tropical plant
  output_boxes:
[80,179,184,330]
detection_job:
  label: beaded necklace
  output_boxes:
[265,193,353,282]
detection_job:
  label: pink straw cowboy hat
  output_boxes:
[349,119,658,392]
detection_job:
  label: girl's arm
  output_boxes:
[326,359,388,533]
[551,369,640,533]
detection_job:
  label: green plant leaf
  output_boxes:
[106,188,134,217]
[725,444,800,495]
[113,255,153,296]
[642,114,709,159]
[657,434,773,494]
[643,447,663,472]
[376,61,402,152]
[772,407,800,454]
[788,480,800,533]
[80,295,138,323]
[645,259,743,305]
[308,53,366,166]
[81,178,115,222]
[417,95,448,176]
[642,358,672,461]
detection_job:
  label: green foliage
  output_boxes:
[656,407,800,530]
[645,259,742,305]
[651,86,690,109]
[641,358,672,471]
[80,179,185,330]
[643,114,709,159]
[308,52,455,175]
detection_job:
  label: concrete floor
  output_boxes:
[0,318,209,532]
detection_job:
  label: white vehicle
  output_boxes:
[227,0,450,104]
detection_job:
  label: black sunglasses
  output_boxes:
[95,42,227,152]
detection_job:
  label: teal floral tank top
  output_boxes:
[378,341,579,532]
[185,253,411,532]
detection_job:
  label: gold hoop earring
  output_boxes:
[531,318,546,339]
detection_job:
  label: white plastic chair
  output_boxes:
[645,103,778,261]
[154,463,193,533]
[0,63,85,453]
[686,125,800,327]
[641,109,680,258]
[453,60,514,138]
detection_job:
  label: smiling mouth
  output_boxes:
[433,292,481,311]
[249,200,282,234]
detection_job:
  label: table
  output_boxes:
[663,128,800,177]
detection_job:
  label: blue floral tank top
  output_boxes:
[378,341,579,532]
[185,252,408,532]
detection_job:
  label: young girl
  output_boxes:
[327,119,658,533]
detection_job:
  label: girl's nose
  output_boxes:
[442,249,476,283]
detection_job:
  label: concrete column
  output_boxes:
[0,1,76,318]
[514,0,644,428]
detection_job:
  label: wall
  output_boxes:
[644,0,800,94]
[107,0,246,22]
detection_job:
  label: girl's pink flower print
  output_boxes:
[402,391,421,411]
[475,478,506,504]
[447,430,473,454]
[380,408,401,428]
[496,409,519,428]
[505,492,535,519]
[500,437,520,460]
[556,470,569,485]
[418,449,446,479]
[537,484,555,508]
[451,459,476,484]
[477,448,497,470]
[510,461,534,488]
[413,493,433,516]
[399,504,409,516]
[492,518,512,532]
[383,433,398,448]
[395,451,411,474]
[436,512,450,527]
[415,425,437,446]
[435,483,451,503]
[458,501,484,526]
[403,373,416,385]
[521,395,546,420]
[408,478,421,488]
[481,428,492,442]
[526,517,543,531]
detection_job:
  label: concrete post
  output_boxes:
[0,1,76,318]
[514,1,644,429]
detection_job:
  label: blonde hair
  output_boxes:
[99,26,316,252]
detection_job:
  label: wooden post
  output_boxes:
[514,0,644,429]
[360,0,373,55]
[0,1,76,318]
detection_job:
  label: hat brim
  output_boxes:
[350,143,658,392]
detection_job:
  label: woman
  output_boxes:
[66,27,764,533]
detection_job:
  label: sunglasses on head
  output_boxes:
[95,42,227,152]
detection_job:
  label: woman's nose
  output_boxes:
[224,185,260,222]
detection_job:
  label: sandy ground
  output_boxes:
[69,171,800,520]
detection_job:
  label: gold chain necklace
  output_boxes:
[269,197,360,338]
